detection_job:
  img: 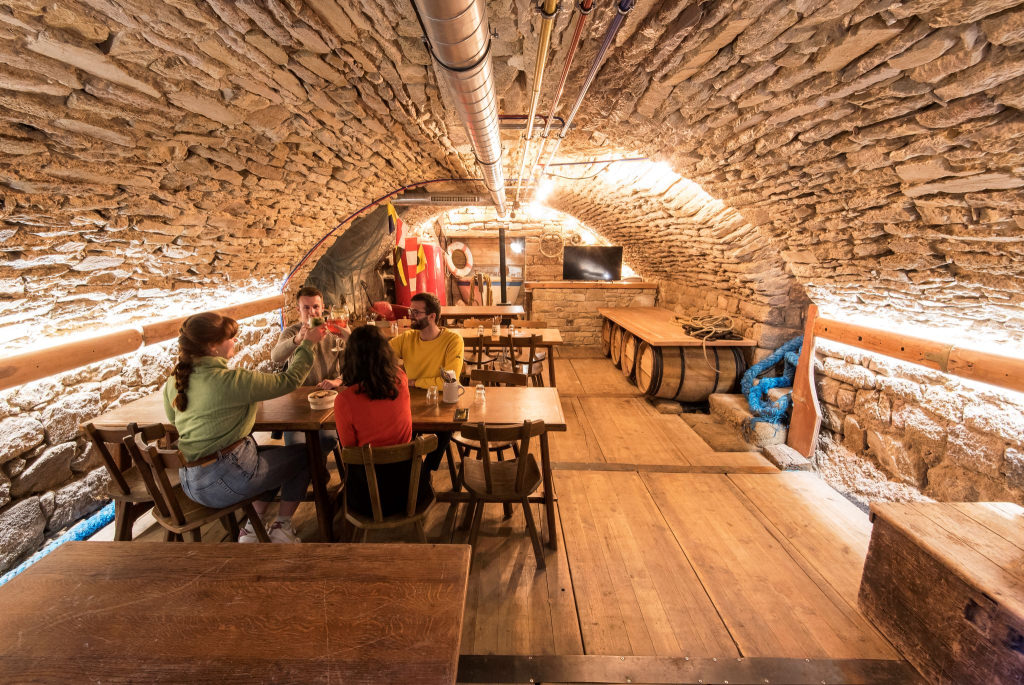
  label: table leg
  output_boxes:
[540,432,556,550]
[305,429,333,541]
[547,346,557,387]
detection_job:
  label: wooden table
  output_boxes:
[451,326,563,386]
[440,304,524,324]
[598,306,757,346]
[89,386,338,542]
[0,541,470,684]
[404,386,566,549]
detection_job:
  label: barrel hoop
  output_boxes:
[711,347,721,393]
[649,343,662,395]
[673,347,686,400]
[731,347,746,392]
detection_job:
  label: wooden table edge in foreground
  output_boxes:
[0,541,471,685]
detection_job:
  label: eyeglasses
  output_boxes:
[408,308,428,318]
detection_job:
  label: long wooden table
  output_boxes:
[599,306,757,347]
[451,326,563,386]
[399,386,565,549]
[0,541,470,684]
[440,304,524,324]
[88,386,338,542]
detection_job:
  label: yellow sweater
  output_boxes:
[389,328,464,390]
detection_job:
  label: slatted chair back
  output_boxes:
[340,434,437,524]
[463,318,489,328]
[469,369,529,387]
[515,319,547,329]
[501,333,543,383]
[128,432,189,527]
[458,420,545,497]
[83,422,139,496]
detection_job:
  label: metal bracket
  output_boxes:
[537,0,561,19]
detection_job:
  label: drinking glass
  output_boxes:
[325,308,348,352]
[425,386,439,405]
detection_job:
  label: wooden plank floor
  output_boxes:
[98,349,914,682]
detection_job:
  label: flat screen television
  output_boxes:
[562,245,622,282]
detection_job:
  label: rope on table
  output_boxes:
[674,314,739,372]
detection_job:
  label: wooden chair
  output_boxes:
[458,420,547,569]
[461,321,497,383]
[125,430,270,543]
[452,369,528,461]
[504,333,545,386]
[83,422,178,541]
[339,434,437,542]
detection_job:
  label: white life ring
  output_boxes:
[445,242,473,278]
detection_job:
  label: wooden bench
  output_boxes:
[598,307,755,402]
[859,501,1024,685]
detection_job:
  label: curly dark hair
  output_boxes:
[173,312,238,411]
[341,325,400,401]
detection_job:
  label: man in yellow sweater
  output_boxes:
[390,292,463,472]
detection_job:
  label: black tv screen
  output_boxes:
[562,246,622,281]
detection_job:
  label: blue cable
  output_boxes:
[740,336,803,426]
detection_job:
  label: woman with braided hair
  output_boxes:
[162,311,327,543]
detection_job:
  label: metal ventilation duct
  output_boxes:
[413,0,507,216]
[391,193,491,206]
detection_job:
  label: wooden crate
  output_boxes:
[859,501,1024,685]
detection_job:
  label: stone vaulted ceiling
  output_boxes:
[2,0,1024,347]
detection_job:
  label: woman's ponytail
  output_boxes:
[172,312,239,412]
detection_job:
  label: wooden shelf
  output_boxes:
[600,307,756,347]
[525,281,655,289]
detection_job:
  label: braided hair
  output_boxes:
[173,312,238,411]
[341,325,400,401]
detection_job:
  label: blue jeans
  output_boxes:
[284,430,339,456]
[179,436,310,508]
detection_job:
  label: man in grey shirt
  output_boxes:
[272,285,350,451]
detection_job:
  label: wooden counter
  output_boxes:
[599,307,756,347]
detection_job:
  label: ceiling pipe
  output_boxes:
[541,0,636,180]
[412,0,507,216]
[513,0,561,207]
[528,0,594,187]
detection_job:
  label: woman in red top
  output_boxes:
[334,325,432,517]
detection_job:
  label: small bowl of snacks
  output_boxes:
[308,389,337,410]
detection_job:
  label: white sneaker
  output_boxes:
[268,520,301,544]
[238,521,261,543]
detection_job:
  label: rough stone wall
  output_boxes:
[660,279,810,363]
[814,339,1024,506]
[530,286,657,346]
[0,312,280,574]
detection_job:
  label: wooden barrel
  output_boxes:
[609,324,623,368]
[601,318,613,357]
[620,332,639,382]
[635,342,746,403]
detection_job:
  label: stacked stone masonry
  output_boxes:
[815,339,1024,506]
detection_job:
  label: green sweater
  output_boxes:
[163,341,314,461]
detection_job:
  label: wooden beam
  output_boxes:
[0,294,285,392]
[815,317,1024,395]
[0,329,144,392]
[141,294,284,345]
[787,304,821,458]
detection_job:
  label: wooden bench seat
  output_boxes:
[859,501,1024,685]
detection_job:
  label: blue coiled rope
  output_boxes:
[741,336,803,426]
[0,501,114,588]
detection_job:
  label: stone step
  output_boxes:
[708,393,789,447]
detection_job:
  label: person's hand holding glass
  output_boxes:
[324,307,351,353]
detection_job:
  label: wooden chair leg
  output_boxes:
[468,501,485,549]
[521,499,545,569]
[243,503,270,542]
[164,529,178,542]
[459,496,476,530]
[223,513,240,541]
[188,528,203,542]
[359,528,369,542]
[113,502,132,541]
[414,519,428,543]
[445,443,459,489]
